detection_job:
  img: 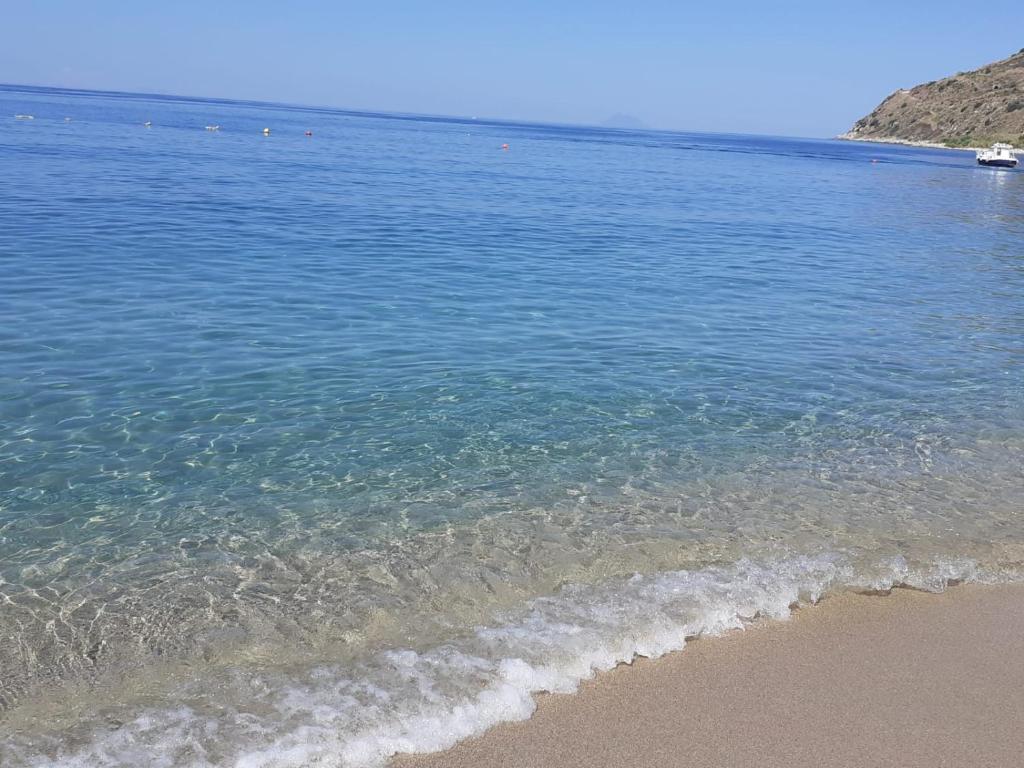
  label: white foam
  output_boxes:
[12,552,1006,768]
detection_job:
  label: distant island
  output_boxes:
[841,48,1024,149]
[601,113,649,130]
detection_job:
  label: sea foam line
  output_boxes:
[18,553,1003,768]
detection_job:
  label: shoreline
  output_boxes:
[393,583,1024,768]
[836,132,982,152]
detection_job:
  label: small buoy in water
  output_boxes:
[144,121,152,128]
[501,143,509,151]
[263,127,271,136]
[305,130,313,137]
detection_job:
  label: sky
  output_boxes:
[3,1,1023,137]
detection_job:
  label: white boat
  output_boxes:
[976,143,1018,168]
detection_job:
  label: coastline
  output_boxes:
[6,85,1024,768]
[836,132,982,152]
[393,583,1024,768]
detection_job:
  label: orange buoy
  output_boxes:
[501,143,509,151]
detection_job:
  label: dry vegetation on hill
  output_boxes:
[843,49,1024,147]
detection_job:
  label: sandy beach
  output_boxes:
[6,84,1024,768]
[394,584,1024,768]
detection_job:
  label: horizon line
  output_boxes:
[0,81,828,142]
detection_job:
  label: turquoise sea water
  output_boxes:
[2,85,1023,766]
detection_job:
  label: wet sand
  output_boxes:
[393,583,1024,768]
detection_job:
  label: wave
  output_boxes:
[9,551,1011,768]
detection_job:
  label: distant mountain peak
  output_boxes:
[601,113,649,130]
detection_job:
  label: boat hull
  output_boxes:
[977,158,1018,168]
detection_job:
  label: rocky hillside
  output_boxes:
[842,48,1024,147]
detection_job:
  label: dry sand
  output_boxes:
[393,584,1024,768]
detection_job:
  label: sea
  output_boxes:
[1,84,1023,767]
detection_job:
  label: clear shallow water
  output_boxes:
[1,85,1023,766]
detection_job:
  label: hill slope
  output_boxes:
[842,49,1024,148]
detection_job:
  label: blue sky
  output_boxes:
[4,1,1023,136]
